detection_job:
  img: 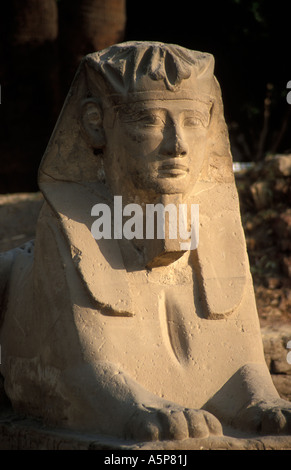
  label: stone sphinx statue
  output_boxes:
[0,41,290,443]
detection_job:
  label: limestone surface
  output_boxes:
[0,41,291,445]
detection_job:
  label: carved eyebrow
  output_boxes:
[117,107,165,123]
[117,103,212,126]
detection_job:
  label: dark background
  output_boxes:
[0,0,290,193]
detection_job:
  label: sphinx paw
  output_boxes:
[125,404,222,441]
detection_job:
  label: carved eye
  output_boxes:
[136,113,164,127]
[183,115,203,128]
[120,109,164,128]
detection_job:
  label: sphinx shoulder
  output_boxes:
[0,241,35,315]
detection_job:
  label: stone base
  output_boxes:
[0,411,291,450]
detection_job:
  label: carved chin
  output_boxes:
[130,171,192,195]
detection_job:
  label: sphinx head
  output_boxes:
[80,42,215,201]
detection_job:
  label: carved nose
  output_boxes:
[160,125,188,158]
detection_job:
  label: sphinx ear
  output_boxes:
[81,99,106,151]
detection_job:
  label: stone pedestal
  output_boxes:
[1,411,291,450]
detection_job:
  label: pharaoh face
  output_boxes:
[102,98,212,198]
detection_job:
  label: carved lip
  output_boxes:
[158,161,189,178]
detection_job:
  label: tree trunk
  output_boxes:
[11,0,58,45]
[58,0,127,92]
[0,0,59,193]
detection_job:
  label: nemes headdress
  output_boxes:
[84,41,215,105]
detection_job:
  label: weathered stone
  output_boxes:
[0,41,291,446]
[0,193,43,252]
[274,154,291,177]
[264,277,282,290]
[276,210,291,237]
[0,413,291,450]
[271,375,291,402]
[250,181,273,210]
[262,325,291,378]
[283,257,291,278]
